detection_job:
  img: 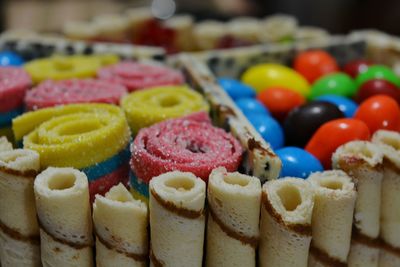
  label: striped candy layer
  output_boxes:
[12,103,131,200]
[97,61,184,92]
[25,79,127,110]
[130,113,243,197]
[121,85,209,135]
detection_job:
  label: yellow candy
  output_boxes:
[241,63,310,96]
[24,54,119,83]
[121,86,209,135]
[12,103,130,169]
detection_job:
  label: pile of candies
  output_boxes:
[219,49,400,178]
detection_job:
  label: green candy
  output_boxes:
[310,73,357,100]
[356,65,400,87]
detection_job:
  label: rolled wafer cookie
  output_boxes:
[93,183,148,267]
[371,130,400,263]
[0,140,41,267]
[258,14,298,43]
[332,141,384,267]
[308,170,357,266]
[194,20,228,50]
[149,171,206,267]
[34,167,93,267]
[165,15,195,51]
[206,167,261,267]
[259,177,314,267]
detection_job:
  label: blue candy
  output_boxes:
[236,98,270,116]
[316,94,358,118]
[247,114,284,150]
[218,78,256,100]
[0,51,24,67]
[276,147,323,179]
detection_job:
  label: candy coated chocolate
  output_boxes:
[257,87,305,121]
[241,63,310,96]
[356,65,400,87]
[236,98,270,116]
[247,114,284,150]
[276,146,323,178]
[293,50,339,83]
[284,101,344,147]
[0,51,24,66]
[305,118,371,169]
[310,73,357,99]
[218,78,256,100]
[316,95,358,117]
[354,95,400,134]
[343,59,371,78]
[355,79,400,104]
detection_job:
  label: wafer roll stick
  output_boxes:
[149,171,206,267]
[93,183,148,267]
[308,170,357,266]
[34,167,93,267]
[371,130,400,264]
[206,168,261,267]
[333,141,384,267]
[259,177,314,267]
[0,141,40,267]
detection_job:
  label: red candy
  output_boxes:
[131,112,243,183]
[257,87,305,121]
[354,95,400,134]
[97,61,184,92]
[355,79,400,104]
[0,67,31,112]
[305,118,371,169]
[343,59,372,78]
[25,79,128,110]
[293,50,339,83]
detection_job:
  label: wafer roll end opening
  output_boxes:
[372,130,400,168]
[308,170,355,198]
[332,141,383,168]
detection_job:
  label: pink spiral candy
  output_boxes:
[0,67,31,112]
[131,112,243,183]
[97,61,184,92]
[25,79,128,110]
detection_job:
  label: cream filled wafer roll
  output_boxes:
[149,171,206,267]
[308,170,357,266]
[332,141,383,267]
[206,167,261,267]
[258,14,298,43]
[194,20,227,50]
[371,130,400,260]
[0,146,40,267]
[34,167,93,267]
[259,177,314,267]
[93,183,148,267]
[165,15,195,51]
[227,17,260,43]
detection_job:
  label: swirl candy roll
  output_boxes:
[25,79,127,110]
[130,113,243,200]
[24,54,119,84]
[93,183,148,267]
[97,61,184,92]
[206,167,261,267]
[308,170,357,267]
[149,171,206,267]
[121,85,209,135]
[259,177,314,267]
[34,167,93,267]
[12,103,131,201]
[332,141,384,267]
[0,138,41,267]
[371,130,400,266]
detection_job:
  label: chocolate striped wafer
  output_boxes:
[0,138,41,267]
[259,177,314,267]
[333,141,384,267]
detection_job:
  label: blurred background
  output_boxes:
[0,0,399,35]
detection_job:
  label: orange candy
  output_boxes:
[305,118,371,169]
[354,95,400,134]
[294,50,339,83]
[257,87,305,121]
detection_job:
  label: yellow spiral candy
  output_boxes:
[24,54,119,83]
[121,86,209,135]
[12,103,130,169]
